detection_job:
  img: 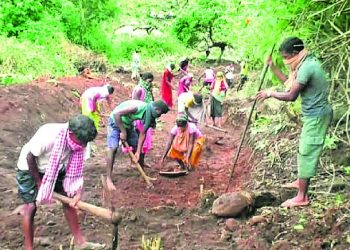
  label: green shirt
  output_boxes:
[110,100,147,129]
[296,55,332,117]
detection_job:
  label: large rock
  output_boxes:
[212,191,254,217]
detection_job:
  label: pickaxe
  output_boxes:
[121,141,156,188]
[53,192,121,250]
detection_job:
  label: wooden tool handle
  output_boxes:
[122,141,156,187]
[53,193,121,224]
[205,124,227,133]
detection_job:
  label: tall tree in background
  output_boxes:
[0,0,119,46]
[173,0,231,62]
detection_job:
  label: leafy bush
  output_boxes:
[0,0,119,50]
[18,14,64,45]
[109,35,187,65]
[0,35,73,85]
[0,35,106,85]
[0,0,120,84]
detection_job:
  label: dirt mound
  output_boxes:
[0,72,253,249]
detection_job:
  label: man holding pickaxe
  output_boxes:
[15,115,104,250]
[106,99,169,191]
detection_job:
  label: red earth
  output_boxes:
[0,70,252,249]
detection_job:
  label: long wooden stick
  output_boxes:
[53,193,121,224]
[193,121,227,133]
[225,44,276,192]
[205,124,227,133]
[122,141,156,187]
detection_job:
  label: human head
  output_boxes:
[167,63,175,71]
[181,57,188,62]
[140,72,154,83]
[151,100,169,118]
[279,37,304,59]
[176,114,188,132]
[193,94,203,105]
[68,115,97,146]
[106,85,114,94]
[216,71,224,78]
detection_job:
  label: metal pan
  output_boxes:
[159,170,188,177]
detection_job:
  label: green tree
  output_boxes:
[0,0,61,37]
[0,0,119,47]
[173,0,231,61]
[65,0,119,45]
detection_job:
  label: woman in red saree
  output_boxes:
[161,63,175,108]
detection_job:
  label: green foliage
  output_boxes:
[110,35,186,64]
[323,135,338,150]
[293,214,307,231]
[0,35,100,86]
[141,235,162,250]
[0,0,119,51]
[0,0,60,37]
[0,0,120,84]
[343,166,350,176]
[173,0,228,49]
[334,193,345,206]
[62,0,119,45]
[18,14,64,45]
[293,224,304,231]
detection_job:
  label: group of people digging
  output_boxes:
[160,62,230,128]
[14,36,332,249]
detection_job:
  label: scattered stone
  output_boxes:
[225,218,239,231]
[165,199,177,206]
[34,237,53,246]
[212,191,254,217]
[248,215,268,226]
[46,79,59,87]
[128,213,137,222]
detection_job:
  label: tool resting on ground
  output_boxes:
[225,44,276,192]
[121,141,156,187]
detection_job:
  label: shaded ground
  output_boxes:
[0,68,252,249]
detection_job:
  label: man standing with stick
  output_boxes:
[256,37,333,208]
[16,115,104,249]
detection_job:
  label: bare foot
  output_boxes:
[106,178,116,191]
[281,196,309,208]
[282,180,299,189]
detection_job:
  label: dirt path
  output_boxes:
[0,70,252,249]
